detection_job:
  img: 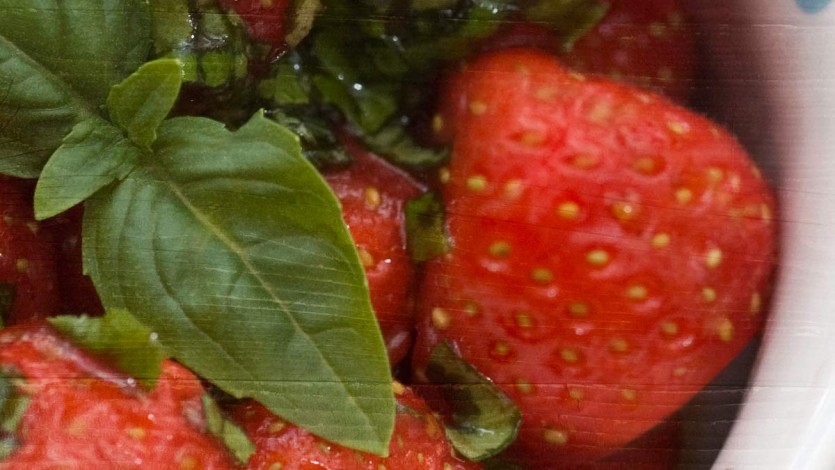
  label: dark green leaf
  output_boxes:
[202,394,257,464]
[364,123,449,171]
[406,192,450,262]
[524,0,609,48]
[426,342,521,461]
[0,284,14,320]
[48,309,168,384]
[33,118,141,220]
[106,59,184,149]
[0,373,27,459]
[0,0,152,177]
[83,112,395,455]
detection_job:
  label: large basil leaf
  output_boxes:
[0,0,151,177]
[83,113,395,455]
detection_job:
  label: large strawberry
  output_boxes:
[561,0,696,102]
[0,177,59,325]
[0,325,239,469]
[324,136,424,366]
[414,48,776,467]
[226,382,480,470]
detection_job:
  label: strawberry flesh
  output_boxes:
[415,48,776,467]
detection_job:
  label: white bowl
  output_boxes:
[689,1,835,468]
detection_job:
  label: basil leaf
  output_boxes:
[524,0,609,48]
[0,0,151,177]
[202,395,257,464]
[47,309,168,384]
[83,112,395,455]
[426,342,521,461]
[33,118,141,220]
[0,373,27,459]
[406,192,450,262]
[106,59,184,149]
[363,123,449,171]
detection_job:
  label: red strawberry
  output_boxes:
[323,136,424,366]
[414,48,776,467]
[217,0,292,53]
[561,0,696,102]
[0,177,60,325]
[0,325,239,469]
[42,204,105,317]
[227,382,480,470]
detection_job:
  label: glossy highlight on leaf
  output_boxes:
[82,112,395,455]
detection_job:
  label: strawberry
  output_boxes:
[226,382,480,470]
[561,0,696,102]
[414,48,776,467]
[323,136,424,366]
[0,177,59,325]
[42,205,105,317]
[0,325,239,469]
[217,0,292,54]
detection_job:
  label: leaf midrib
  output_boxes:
[150,157,381,440]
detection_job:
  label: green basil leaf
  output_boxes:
[0,0,151,177]
[405,192,450,262]
[106,59,184,149]
[524,0,609,48]
[363,124,449,171]
[83,112,395,455]
[202,395,257,464]
[426,342,521,461]
[48,309,168,384]
[33,118,141,220]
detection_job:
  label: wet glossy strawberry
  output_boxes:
[217,0,292,53]
[0,325,238,469]
[324,137,424,366]
[562,0,696,101]
[0,178,59,325]
[227,382,480,470]
[415,48,776,467]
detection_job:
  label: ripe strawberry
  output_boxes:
[414,48,776,467]
[0,325,238,469]
[0,177,59,325]
[217,0,291,53]
[42,204,105,317]
[323,136,424,366]
[561,0,696,102]
[226,382,480,470]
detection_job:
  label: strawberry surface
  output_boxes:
[415,48,776,467]
[0,325,239,469]
[561,0,695,102]
[0,178,59,325]
[324,137,424,366]
[227,382,480,470]
[42,205,105,317]
[217,0,291,53]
